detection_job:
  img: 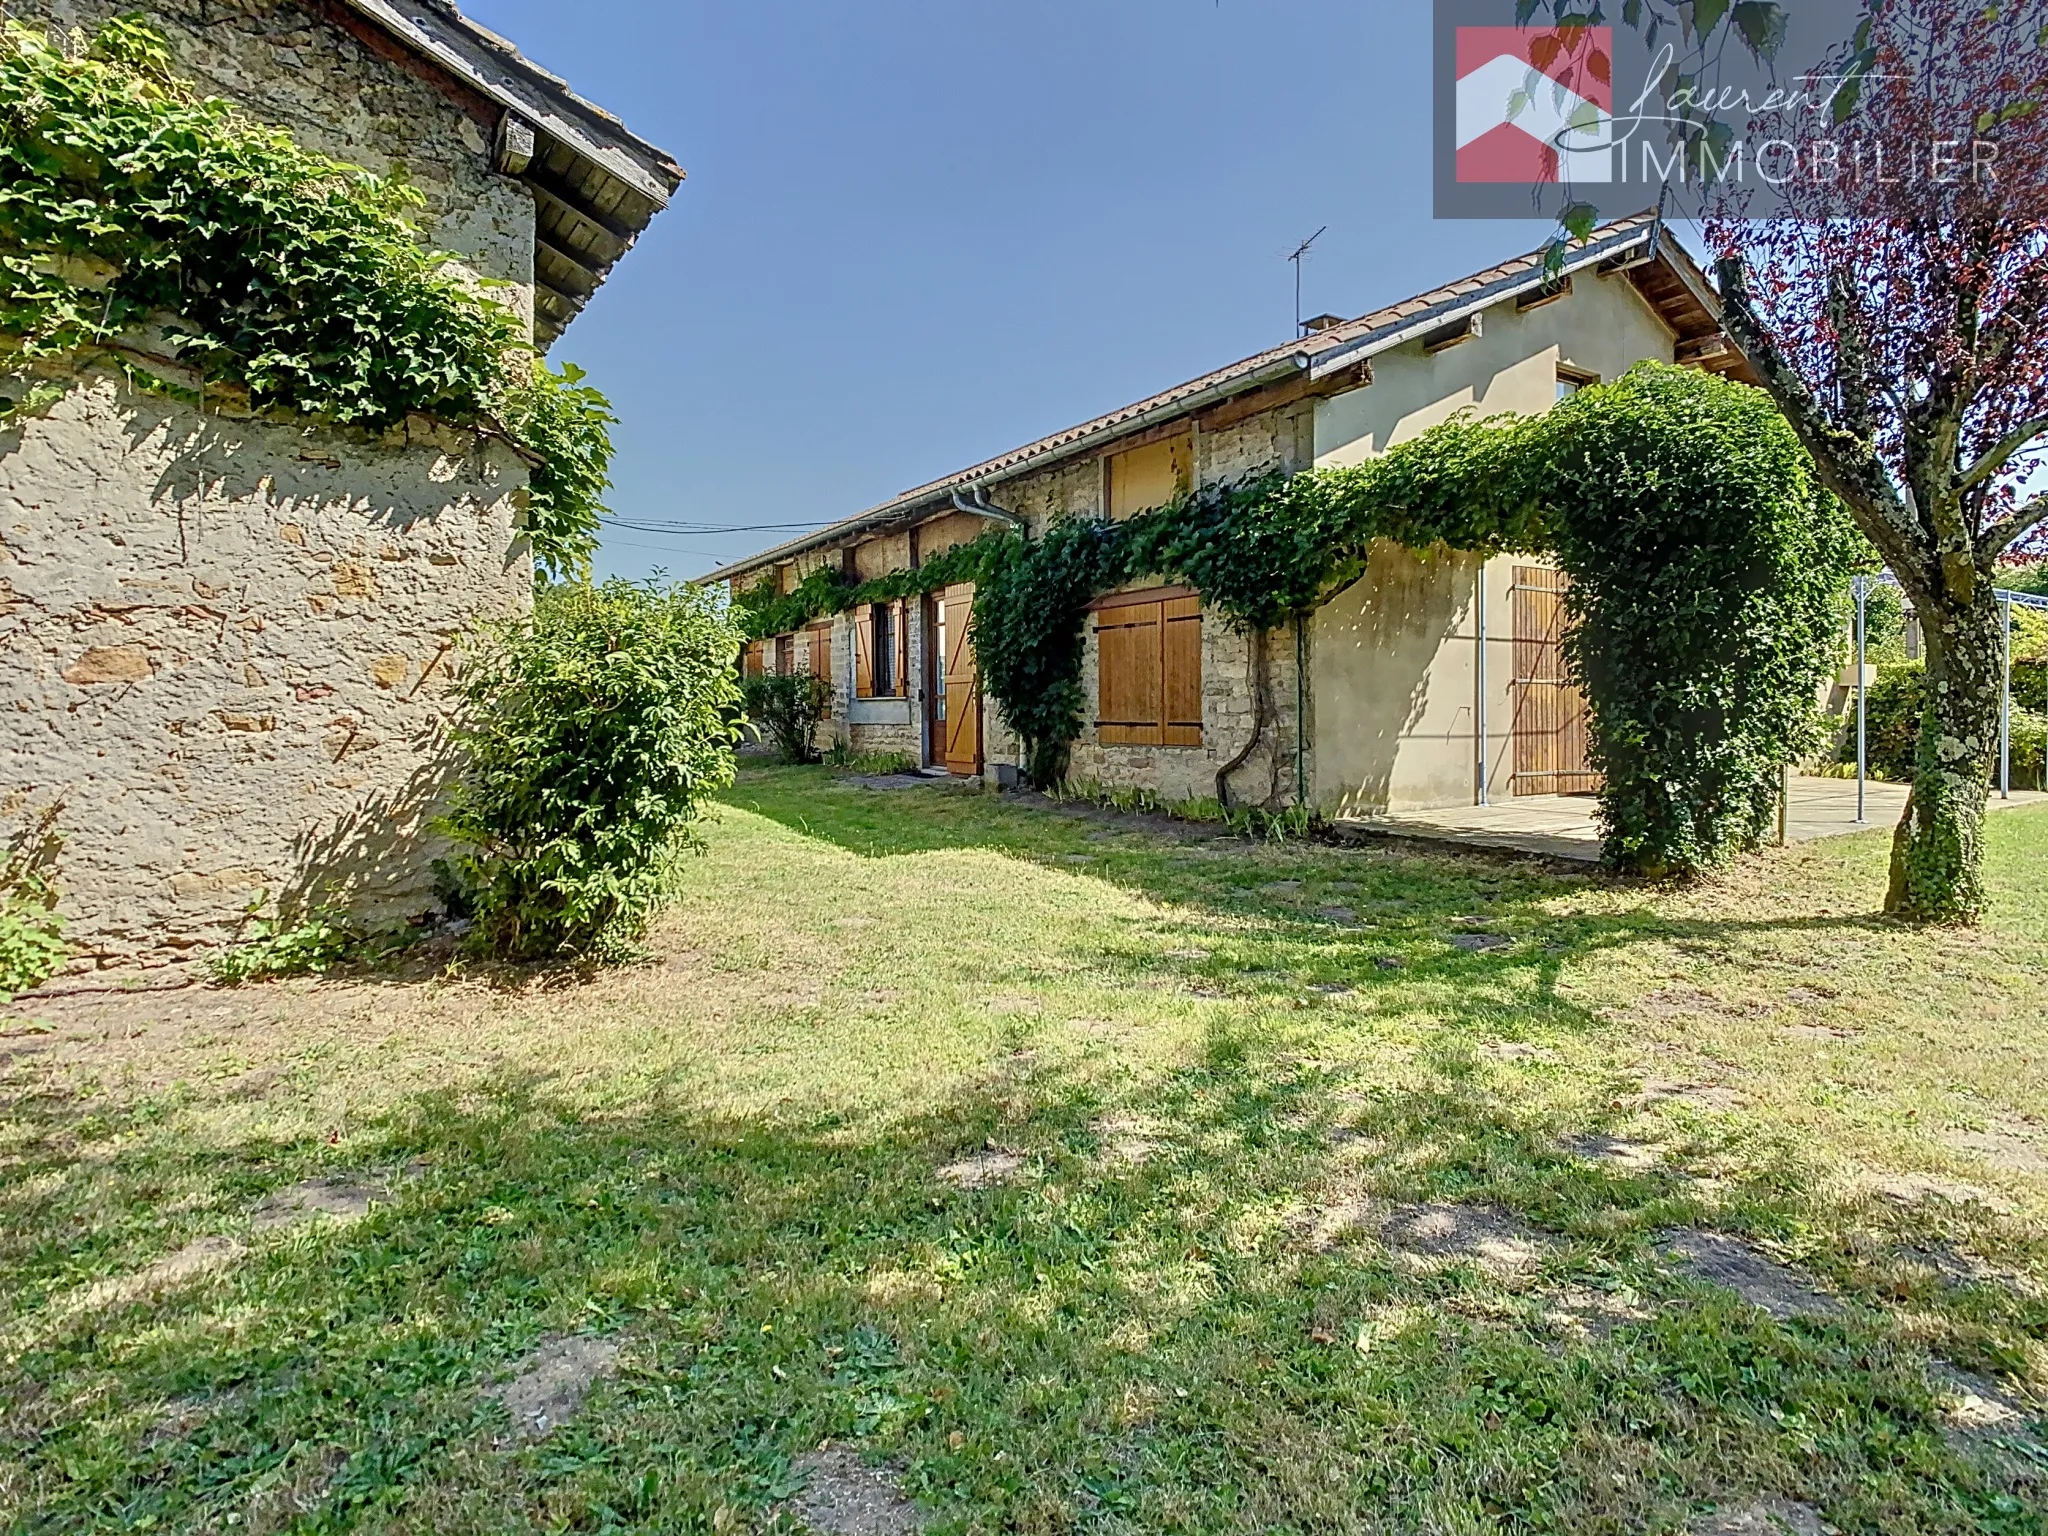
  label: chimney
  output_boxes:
[1300,313,1347,334]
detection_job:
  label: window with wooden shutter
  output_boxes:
[743,640,765,677]
[1094,588,1202,746]
[853,605,874,698]
[890,599,908,697]
[774,634,794,676]
[1107,434,1193,521]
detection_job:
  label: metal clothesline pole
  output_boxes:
[1854,574,1868,824]
[1476,568,1489,807]
[2000,593,2012,800]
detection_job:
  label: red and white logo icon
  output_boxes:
[1455,27,1613,184]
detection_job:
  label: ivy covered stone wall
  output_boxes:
[16,0,536,335]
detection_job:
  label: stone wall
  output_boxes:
[0,370,530,964]
[16,0,535,334]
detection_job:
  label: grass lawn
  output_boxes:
[3,763,2046,1534]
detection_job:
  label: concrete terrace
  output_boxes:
[1336,776,2048,863]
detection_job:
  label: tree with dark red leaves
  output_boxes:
[1709,0,2048,923]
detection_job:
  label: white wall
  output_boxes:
[1307,270,1676,813]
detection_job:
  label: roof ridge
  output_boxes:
[703,212,1669,582]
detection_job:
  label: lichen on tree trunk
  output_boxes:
[1886,591,2003,923]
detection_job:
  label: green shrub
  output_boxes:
[204,898,358,986]
[1545,367,1858,876]
[739,671,831,764]
[1839,661,2047,790]
[439,579,743,964]
[823,745,920,776]
[0,809,66,999]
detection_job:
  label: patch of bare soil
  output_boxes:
[1942,1121,2048,1175]
[1664,1231,1842,1320]
[1376,1203,1552,1277]
[1930,1363,2032,1438]
[1092,1114,1160,1168]
[1688,1499,1828,1535]
[1633,985,1721,1019]
[786,1446,928,1534]
[1639,1081,1747,1113]
[1538,1284,1656,1340]
[1780,1022,1860,1042]
[76,1235,245,1312]
[250,1176,389,1231]
[936,1148,1025,1190]
[1565,1133,1661,1171]
[983,995,1041,1016]
[1449,931,1513,952]
[485,1335,621,1445]
[1865,1171,2010,1212]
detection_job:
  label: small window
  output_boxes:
[1556,364,1599,401]
[854,601,907,699]
[1107,434,1194,521]
[1094,589,1202,746]
[872,603,896,696]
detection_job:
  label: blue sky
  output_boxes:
[461,0,1580,581]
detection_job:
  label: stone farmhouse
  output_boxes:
[715,216,1755,815]
[2,1,679,964]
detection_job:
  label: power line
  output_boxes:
[600,516,831,535]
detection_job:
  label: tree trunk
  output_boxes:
[1885,589,2003,922]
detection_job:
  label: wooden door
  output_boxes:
[1510,566,1600,796]
[941,583,981,776]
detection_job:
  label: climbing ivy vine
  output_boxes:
[0,16,612,583]
[737,365,1854,877]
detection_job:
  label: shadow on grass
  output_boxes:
[3,1018,2039,1535]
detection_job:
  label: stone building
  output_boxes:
[716,216,1753,814]
[1,1,680,963]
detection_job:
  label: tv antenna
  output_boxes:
[1288,226,1328,337]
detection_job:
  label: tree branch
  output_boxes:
[1714,255,1926,574]
[1981,489,2048,561]
[1959,416,2048,493]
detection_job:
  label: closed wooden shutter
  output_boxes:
[853,604,874,698]
[1161,595,1203,746]
[942,582,981,774]
[1097,600,1163,745]
[743,640,765,677]
[891,600,908,699]
[806,622,832,715]
[1510,566,1600,795]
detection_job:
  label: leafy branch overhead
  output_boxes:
[0,17,611,583]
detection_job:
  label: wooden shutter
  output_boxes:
[1510,566,1600,796]
[853,604,874,698]
[1096,600,1164,745]
[892,600,909,698]
[942,583,981,774]
[743,640,765,677]
[1161,595,1203,746]
[806,623,832,716]
[775,634,794,676]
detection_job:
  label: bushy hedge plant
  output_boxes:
[740,671,831,764]
[1543,368,1859,874]
[0,17,612,583]
[1839,662,2047,790]
[439,580,742,963]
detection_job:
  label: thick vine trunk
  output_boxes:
[1885,590,2003,922]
